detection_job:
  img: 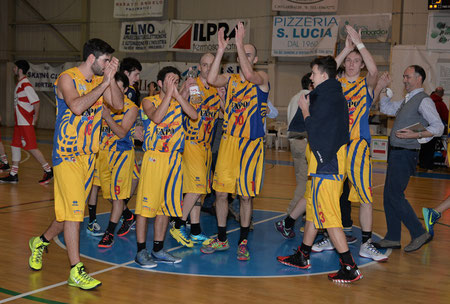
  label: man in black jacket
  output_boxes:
[277,56,362,283]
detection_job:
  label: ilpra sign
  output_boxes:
[272,16,339,57]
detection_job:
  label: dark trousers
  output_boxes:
[419,137,438,170]
[383,149,426,241]
[340,178,352,228]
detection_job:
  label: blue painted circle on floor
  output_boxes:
[57,210,389,277]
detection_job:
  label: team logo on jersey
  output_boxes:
[78,83,87,92]
[72,201,79,206]
[148,157,156,163]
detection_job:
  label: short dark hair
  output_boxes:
[120,57,142,73]
[157,66,181,83]
[148,81,157,88]
[310,56,337,79]
[301,72,312,90]
[409,65,426,83]
[114,71,129,88]
[15,60,30,74]
[82,38,115,61]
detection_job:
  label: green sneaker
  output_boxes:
[237,239,250,261]
[29,237,49,271]
[200,238,229,254]
[68,262,102,290]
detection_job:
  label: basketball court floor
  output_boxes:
[0,127,448,303]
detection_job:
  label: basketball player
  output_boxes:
[96,72,138,248]
[200,22,269,261]
[311,25,387,261]
[28,38,123,290]
[170,53,222,247]
[0,60,53,184]
[277,56,362,283]
[134,66,197,267]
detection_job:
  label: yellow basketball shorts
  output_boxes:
[213,134,264,197]
[346,139,373,204]
[135,150,183,218]
[54,154,96,222]
[96,150,135,200]
[133,158,140,180]
[182,140,212,194]
[306,175,344,229]
[93,153,100,187]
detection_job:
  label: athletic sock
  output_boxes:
[153,240,164,252]
[10,165,18,176]
[122,207,133,220]
[174,218,186,229]
[362,231,372,244]
[190,223,201,235]
[88,205,97,223]
[106,221,117,234]
[40,234,50,243]
[137,242,146,252]
[339,250,356,267]
[284,215,296,229]
[42,163,51,172]
[0,155,8,164]
[239,226,250,244]
[300,243,312,256]
[218,226,227,242]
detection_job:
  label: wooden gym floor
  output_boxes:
[0,127,448,304]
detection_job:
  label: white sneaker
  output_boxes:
[312,237,335,252]
[359,239,388,262]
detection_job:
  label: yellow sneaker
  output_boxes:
[68,262,102,290]
[29,237,49,271]
[169,226,193,247]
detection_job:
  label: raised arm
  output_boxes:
[173,84,198,120]
[102,58,124,111]
[142,75,175,124]
[102,105,138,139]
[207,27,230,88]
[373,72,391,104]
[235,22,269,91]
[346,25,378,88]
[57,73,110,116]
[335,34,354,68]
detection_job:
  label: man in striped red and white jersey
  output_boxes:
[0,60,53,184]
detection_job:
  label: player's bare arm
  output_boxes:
[173,83,198,120]
[235,22,269,92]
[144,75,175,124]
[373,72,391,103]
[207,27,230,88]
[57,73,110,116]
[32,102,40,126]
[102,105,138,139]
[346,25,378,89]
[102,57,124,111]
[335,34,354,68]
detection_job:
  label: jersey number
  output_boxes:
[162,142,169,152]
[235,115,244,126]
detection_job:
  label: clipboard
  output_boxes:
[401,122,426,133]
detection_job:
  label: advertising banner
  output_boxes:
[427,12,450,51]
[114,0,164,18]
[272,15,339,57]
[27,63,64,92]
[272,0,338,12]
[169,19,250,53]
[338,14,391,42]
[119,20,170,52]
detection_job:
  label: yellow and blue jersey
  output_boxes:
[339,76,373,142]
[52,67,103,166]
[99,96,137,152]
[141,94,184,153]
[184,77,221,146]
[222,74,268,140]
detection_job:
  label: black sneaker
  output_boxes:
[277,247,311,269]
[98,232,114,248]
[117,214,136,236]
[328,259,363,283]
[0,162,10,172]
[0,173,18,183]
[39,169,53,185]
